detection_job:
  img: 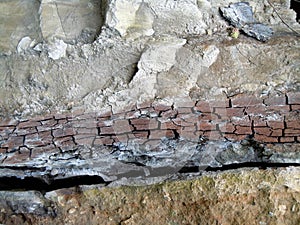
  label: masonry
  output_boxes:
[0,92,299,164]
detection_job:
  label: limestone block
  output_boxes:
[106,0,207,38]
[0,0,41,53]
[40,0,104,43]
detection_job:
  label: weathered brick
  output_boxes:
[75,136,95,146]
[198,113,219,121]
[286,121,300,129]
[1,136,24,149]
[223,133,247,141]
[54,114,67,120]
[97,110,112,118]
[280,137,295,143]
[231,116,251,126]
[73,120,97,129]
[174,99,195,108]
[264,96,286,106]
[226,108,245,117]
[284,129,300,136]
[194,102,212,113]
[254,127,272,136]
[177,107,193,114]
[214,108,228,119]
[100,126,115,135]
[160,121,179,130]
[292,105,300,111]
[246,105,266,115]
[267,121,284,129]
[114,134,129,143]
[172,118,195,127]
[0,148,7,154]
[161,109,177,118]
[149,130,175,139]
[132,131,149,139]
[0,119,18,127]
[18,121,40,129]
[270,129,283,137]
[203,131,222,141]
[25,131,52,147]
[235,126,252,135]
[198,122,216,131]
[219,123,235,133]
[179,130,199,141]
[266,105,290,113]
[254,134,278,143]
[287,92,300,104]
[53,136,75,147]
[76,128,98,135]
[15,127,37,135]
[52,128,75,138]
[136,101,152,109]
[41,119,57,126]
[94,137,114,146]
[231,96,262,107]
[30,144,58,159]
[125,110,141,119]
[152,104,172,112]
[252,117,267,127]
[112,120,133,134]
[57,119,68,124]
[210,99,230,108]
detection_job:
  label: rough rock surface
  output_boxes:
[0,0,299,224]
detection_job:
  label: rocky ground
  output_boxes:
[0,0,299,224]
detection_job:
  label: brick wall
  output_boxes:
[0,93,299,162]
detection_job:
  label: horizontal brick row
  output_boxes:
[0,93,299,162]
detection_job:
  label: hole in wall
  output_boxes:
[291,0,300,22]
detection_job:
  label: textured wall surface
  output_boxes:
[0,0,299,224]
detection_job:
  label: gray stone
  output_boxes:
[220,2,273,41]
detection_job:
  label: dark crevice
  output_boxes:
[179,162,300,173]
[0,175,111,193]
[291,0,300,22]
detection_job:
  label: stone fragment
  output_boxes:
[220,2,273,41]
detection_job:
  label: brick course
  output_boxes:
[0,92,300,161]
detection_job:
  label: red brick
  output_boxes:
[30,144,58,158]
[197,122,216,131]
[252,117,267,127]
[149,130,175,139]
[266,105,290,113]
[172,118,195,127]
[246,105,266,115]
[287,92,300,104]
[280,137,295,143]
[231,116,251,126]
[0,119,18,127]
[270,129,283,137]
[267,121,284,129]
[292,105,300,111]
[179,130,199,141]
[161,109,177,118]
[203,131,222,141]
[94,137,114,145]
[264,96,286,106]
[284,129,300,136]
[53,136,75,147]
[75,136,95,146]
[254,134,278,143]
[226,108,245,117]
[76,128,98,135]
[194,102,212,113]
[57,119,67,124]
[152,104,172,112]
[219,123,235,133]
[286,121,300,129]
[235,126,252,135]
[100,126,115,135]
[18,121,40,129]
[1,136,24,149]
[97,119,113,127]
[73,120,97,129]
[231,96,262,107]
[25,131,52,147]
[210,99,230,108]
[177,107,193,114]
[52,128,75,138]
[15,127,37,135]
[130,118,150,125]
[254,127,272,136]
[198,113,219,121]
[114,134,129,143]
[41,119,57,126]
[132,131,149,139]
[137,101,152,109]
[224,133,247,141]
[160,121,179,129]
[214,108,228,118]
[112,120,133,134]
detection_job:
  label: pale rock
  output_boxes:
[0,0,41,53]
[40,0,103,43]
[17,37,33,53]
[47,39,68,60]
[106,0,155,39]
